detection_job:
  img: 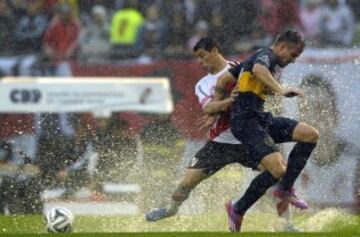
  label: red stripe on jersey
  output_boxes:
[209,112,231,140]
[200,96,212,106]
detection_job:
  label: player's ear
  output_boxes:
[277,42,290,54]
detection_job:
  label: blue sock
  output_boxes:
[233,171,278,215]
[280,142,316,191]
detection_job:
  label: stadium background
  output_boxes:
[0,0,359,234]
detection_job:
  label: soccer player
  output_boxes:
[145,37,299,231]
[213,30,319,232]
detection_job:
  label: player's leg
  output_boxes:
[169,168,208,215]
[281,206,301,232]
[145,141,223,222]
[227,115,286,232]
[226,167,281,232]
[269,118,318,209]
[230,152,285,213]
[278,122,318,191]
[231,114,287,179]
[145,168,209,221]
[238,154,300,232]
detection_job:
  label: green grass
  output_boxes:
[0,209,358,236]
[0,233,359,237]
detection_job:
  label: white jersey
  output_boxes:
[194,62,240,144]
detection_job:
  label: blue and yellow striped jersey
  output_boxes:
[229,48,278,110]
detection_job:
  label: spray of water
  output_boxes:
[298,208,358,232]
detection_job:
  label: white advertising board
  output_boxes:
[0,77,173,113]
[281,48,360,209]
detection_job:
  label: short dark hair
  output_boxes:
[193,37,220,52]
[273,29,305,50]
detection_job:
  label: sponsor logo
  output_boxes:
[139,88,152,104]
[10,89,41,103]
[263,136,275,147]
[190,157,199,167]
[258,55,270,67]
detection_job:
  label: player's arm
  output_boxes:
[252,64,304,97]
[197,114,217,131]
[213,71,236,102]
[196,72,236,115]
[252,63,285,94]
[203,90,236,114]
[203,72,237,114]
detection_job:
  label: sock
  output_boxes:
[279,142,316,191]
[233,171,278,215]
[167,200,181,215]
[168,186,192,214]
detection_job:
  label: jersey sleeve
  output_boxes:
[195,81,212,108]
[228,63,243,79]
[253,49,275,69]
[228,60,242,68]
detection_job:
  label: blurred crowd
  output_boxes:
[0,0,359,64]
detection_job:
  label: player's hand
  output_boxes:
[281,87,304,98]
[228,89,239,102]
[221,89,238,110]
[197,115,216,131]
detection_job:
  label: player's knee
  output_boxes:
[265,160,286,179]
[270,166,285,179]
[294,124,319,143]
[302,126,319,143]
[171,185,192,203]
[261,152,285,178]
[308,127,319,143]
[257,164,266,171]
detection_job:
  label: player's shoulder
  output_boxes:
[252,47,273,57]
[195,73,212,88]
[195,73,211,89]
[196,60,241,89]
[251,47,277,68]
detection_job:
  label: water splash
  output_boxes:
[298,208,357,232]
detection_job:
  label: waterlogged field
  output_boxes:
[0,165,358,236]
[0,208,359,237]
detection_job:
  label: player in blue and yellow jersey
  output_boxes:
[214,30,319,232]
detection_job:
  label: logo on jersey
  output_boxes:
[190,157,199,167]
[258,55,270,67]
[263,136,275,148]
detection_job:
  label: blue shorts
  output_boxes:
[230,107,298,167]
[189,141,256,174]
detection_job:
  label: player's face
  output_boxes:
[277,43,303,68]
[194,48,217,73]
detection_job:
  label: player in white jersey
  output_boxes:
[145,37,298,231]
